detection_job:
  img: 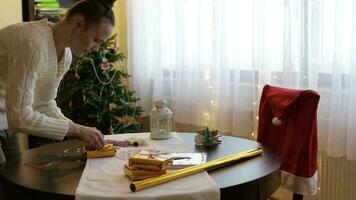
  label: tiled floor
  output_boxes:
[269,188,319,200]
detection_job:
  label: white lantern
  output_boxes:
[150,99,172,140]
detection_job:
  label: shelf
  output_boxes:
[22,0,78,22]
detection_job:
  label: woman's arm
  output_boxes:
[33,100,73,122]
[6,42,69,140]
[5,39,104,148]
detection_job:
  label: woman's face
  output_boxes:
[70,18,113,56]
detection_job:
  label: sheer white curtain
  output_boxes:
[126,0,356,160]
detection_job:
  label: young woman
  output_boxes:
[0,0,116,164]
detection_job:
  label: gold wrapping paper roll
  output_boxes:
[130,147,263,192]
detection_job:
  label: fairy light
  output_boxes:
[203,112,211,126]
[251,132,255,137]
[209,85,213,89]
[256,116,259,120]
[273,75,277,79]
[205,71,211,81]
[257,85,261,89]
[204,112,210,117]
[252,102,256,106]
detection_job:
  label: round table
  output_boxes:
[0,133,281,200]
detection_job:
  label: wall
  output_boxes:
[113,0,127,57]
[0,0,22,28]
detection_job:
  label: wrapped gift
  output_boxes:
[125,151,173,181]
[85,144,116,158]
[128,151,173,170]
[124,165,167,181]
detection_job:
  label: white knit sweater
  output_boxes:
[0,19,72,140]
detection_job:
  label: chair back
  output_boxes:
[257,84,320,196]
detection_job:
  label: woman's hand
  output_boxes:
[67,122,105,149]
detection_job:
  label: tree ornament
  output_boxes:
[100,57,110,71]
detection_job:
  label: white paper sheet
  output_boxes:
[75,132,220,200]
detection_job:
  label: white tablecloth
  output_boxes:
[75,132,220,200]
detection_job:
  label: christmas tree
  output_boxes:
[57,34,143,135]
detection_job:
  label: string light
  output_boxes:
[251,132,255,137]
[256,116,259,120]
[252,102,256,106]
[257,85,261,89]
[203,112,211,126]
[209,85,212,89]
[273,75,277,79]
[205,71,210,81]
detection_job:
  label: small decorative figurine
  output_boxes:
[150,99,173,140]
[195,127,221,147]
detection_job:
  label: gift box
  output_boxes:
[85,144,116,158]
[124,151,173,181]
